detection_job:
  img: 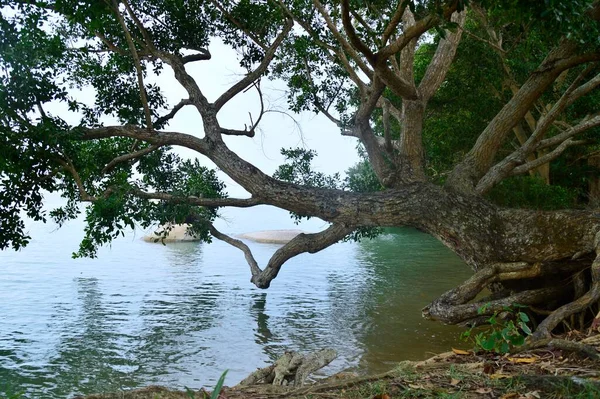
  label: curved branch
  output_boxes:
[153,99,192,127]
[132,190,264,208]
[208,224,263,277]
[312,0,374,78]
[381,1,408,45]
[219,82,265,137]
[340,0,374,60]
[213,19,293,112]
[209,223,352,288]
[252,224,354,288]
[102,144,162,174]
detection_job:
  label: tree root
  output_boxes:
[513,338,599,360]
[424,249,600,338]
[238,349,337,387]
[532,251,600,339]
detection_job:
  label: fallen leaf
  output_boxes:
[483,363,495,374]
[489,373,511,380]
[450,378,460,386]
[500,393,518,399]
[408,384,424,389]
[372,394,390,399]
[507,357,536,364]
[518,391,541,399]
[475,387,493,394]
[452,348,471,355]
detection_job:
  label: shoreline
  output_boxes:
[80,334,600,398]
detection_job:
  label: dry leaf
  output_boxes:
[519,391,540,399]
[408,384,424,389]
[489,373,511,379]
[452,348,471,355]
[507,357,536,364]
[475,387,493,394]
[500,393,518,399]
[372,394,390,399]
[450,378,460,386]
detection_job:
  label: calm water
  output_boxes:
[0,205,472,398]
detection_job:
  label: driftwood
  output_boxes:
[239,349,337,387]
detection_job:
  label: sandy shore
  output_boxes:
[142,224,200,242]
[237,229,305,244]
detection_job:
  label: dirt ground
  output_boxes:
[81,334,600,399]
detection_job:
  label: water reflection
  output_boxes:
[0,221,475,398]
[354,229,472,371]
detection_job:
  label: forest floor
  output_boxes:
[82,333,600,399]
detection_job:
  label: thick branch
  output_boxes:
[340,0,374,59]
[181,50,211,63]
[418,11,466,101]
[252,224,354,288]
[450,41,600,192]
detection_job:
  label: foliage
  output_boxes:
[185,369,228,399]
[274,148,342,189]
[461,303,532,354]
[487,176,579,210]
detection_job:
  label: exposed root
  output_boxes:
[532,251,600,339]
[424,248,600,339]
[238,349,337,387]
[513,338,599,360]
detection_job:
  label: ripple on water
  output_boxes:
[1,221,473,398]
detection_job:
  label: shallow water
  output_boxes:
[0,205,472,398]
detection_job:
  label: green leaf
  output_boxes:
[211,369,228,399]
[518,312,530,323]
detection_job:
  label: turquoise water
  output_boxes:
[0,205,472,398]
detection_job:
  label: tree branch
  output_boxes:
[252,224,354,288]
[340,0,375,60]
[538,113,600,150]
[181,50,212,63]
[153,99,192,127]
[102,144,162,174]
[134,190,264,208]
[381,1,408,45]
[418,11,466,101]
[312,0,374,78]
[510,139,586,176]
[111,0,153,131]
[208,224,263,277]
[219,81,265,137]
[213,19,293,112]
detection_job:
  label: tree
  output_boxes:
[1,0,600,342]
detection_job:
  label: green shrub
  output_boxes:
[461,304,532,354]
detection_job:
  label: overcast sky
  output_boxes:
[44,38,360,200]
[164,39,360,197]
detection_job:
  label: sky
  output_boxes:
[42,38,360,200]
[162,39,360,197]
[36,37,361,233]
